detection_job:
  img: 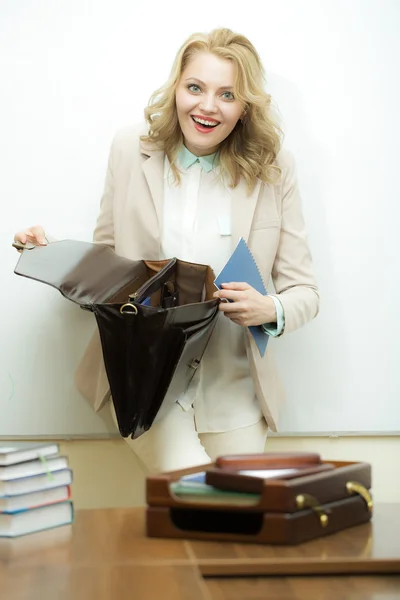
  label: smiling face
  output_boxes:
[175,51,244,156]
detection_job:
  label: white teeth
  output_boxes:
[192,117,218,127]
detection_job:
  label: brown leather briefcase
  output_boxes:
[13,239,219,439]
[146,455,373,545]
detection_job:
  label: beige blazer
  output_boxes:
[75,124,319,432]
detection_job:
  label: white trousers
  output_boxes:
[110,402,268,474]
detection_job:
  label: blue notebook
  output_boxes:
[214,237,269,357]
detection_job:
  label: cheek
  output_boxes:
[176,91,194,116]
[222,105,242,128]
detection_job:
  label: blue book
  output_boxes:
[0,501,73,537]
[214,237,269,357]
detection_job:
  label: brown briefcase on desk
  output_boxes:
[146,456,373,545]
[13,239,219,439]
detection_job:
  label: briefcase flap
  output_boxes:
[14,240,217,309]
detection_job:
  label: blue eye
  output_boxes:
[222,91,234,100]
[188,84,201,93]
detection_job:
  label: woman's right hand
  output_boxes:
[13,225,47,249]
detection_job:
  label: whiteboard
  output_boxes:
[1,0,399,437]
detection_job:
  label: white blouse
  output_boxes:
[161,155,264,433]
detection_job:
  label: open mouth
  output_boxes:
[191,116,220,129]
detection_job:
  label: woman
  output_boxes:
[14,28,319,473]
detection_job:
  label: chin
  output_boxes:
[193,141,217,154]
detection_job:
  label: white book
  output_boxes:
[0,455,69,481]
[0,485,71,513]
[0,442,59,466]
[0,501,73,538]
[0,469,73,497]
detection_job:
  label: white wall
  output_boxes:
[1,0,399,435]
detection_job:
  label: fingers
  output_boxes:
[28,225,47,245]
[216,289,247,302]
[14,231,28,245]
[214,282,255,302]
[224,312,242,321]
[221,282,250,291]
[223,312,246,326]
[13,225,47,248]
[218,300,245,313]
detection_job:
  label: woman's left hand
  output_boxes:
[213,282,277,327]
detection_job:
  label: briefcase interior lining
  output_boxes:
[141,259,217,306]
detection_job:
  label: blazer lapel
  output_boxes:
[231,178,262,249]
[140,141,165,233]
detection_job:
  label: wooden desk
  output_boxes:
[0,504,399,600]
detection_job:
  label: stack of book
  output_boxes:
[0,442,73,538]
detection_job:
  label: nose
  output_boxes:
[199,93,217,114]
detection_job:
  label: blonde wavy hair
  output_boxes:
[141,28,282,191]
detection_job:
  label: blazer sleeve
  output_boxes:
[271,151,320,335]
[92,137,116,248]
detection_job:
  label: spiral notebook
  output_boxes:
[214,237,269,357]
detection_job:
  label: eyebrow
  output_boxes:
[184,77,234,90]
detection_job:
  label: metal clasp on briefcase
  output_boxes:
[296,494,330,527]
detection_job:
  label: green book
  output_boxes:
[170,472,260,506]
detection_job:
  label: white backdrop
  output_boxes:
[1,0,399,437]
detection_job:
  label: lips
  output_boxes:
[191,115,220,128]
[191,115,220,135]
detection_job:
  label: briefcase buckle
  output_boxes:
[120,303,138,315]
